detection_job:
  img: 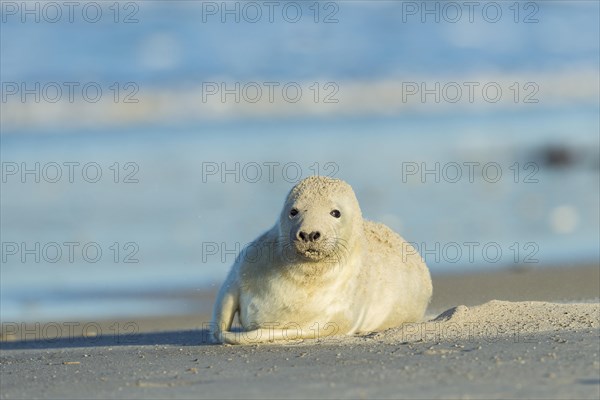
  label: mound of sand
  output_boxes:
[267,300,599,347]
[369,300,600,344]
[224,300,600,346]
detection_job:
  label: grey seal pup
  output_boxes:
[212,176,432,344]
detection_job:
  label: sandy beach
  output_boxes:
[2,2,598,399]
[1,264,599,399]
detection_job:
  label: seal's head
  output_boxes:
[278,176,363,263]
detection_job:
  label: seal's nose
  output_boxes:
[298,231,321,243]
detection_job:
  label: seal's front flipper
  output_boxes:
[211,279,239,343]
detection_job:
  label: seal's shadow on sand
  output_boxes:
[0,329,215,350]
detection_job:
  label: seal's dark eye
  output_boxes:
[290,208,299,217]
[330,209,341,218]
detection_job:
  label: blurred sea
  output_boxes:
[1,1,598,322]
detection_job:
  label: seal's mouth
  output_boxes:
[292,242,334,261]
[300,247,324,260]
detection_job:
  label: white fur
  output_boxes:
[211,176,432,344]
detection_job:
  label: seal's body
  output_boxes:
[212,176,432,344]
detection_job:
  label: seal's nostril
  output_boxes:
[310,231,321,242]
[298,231,308,242]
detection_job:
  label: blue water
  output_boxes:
[2,1,599,82]
[1,1,599,322]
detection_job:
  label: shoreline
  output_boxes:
[1,264,598,340]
